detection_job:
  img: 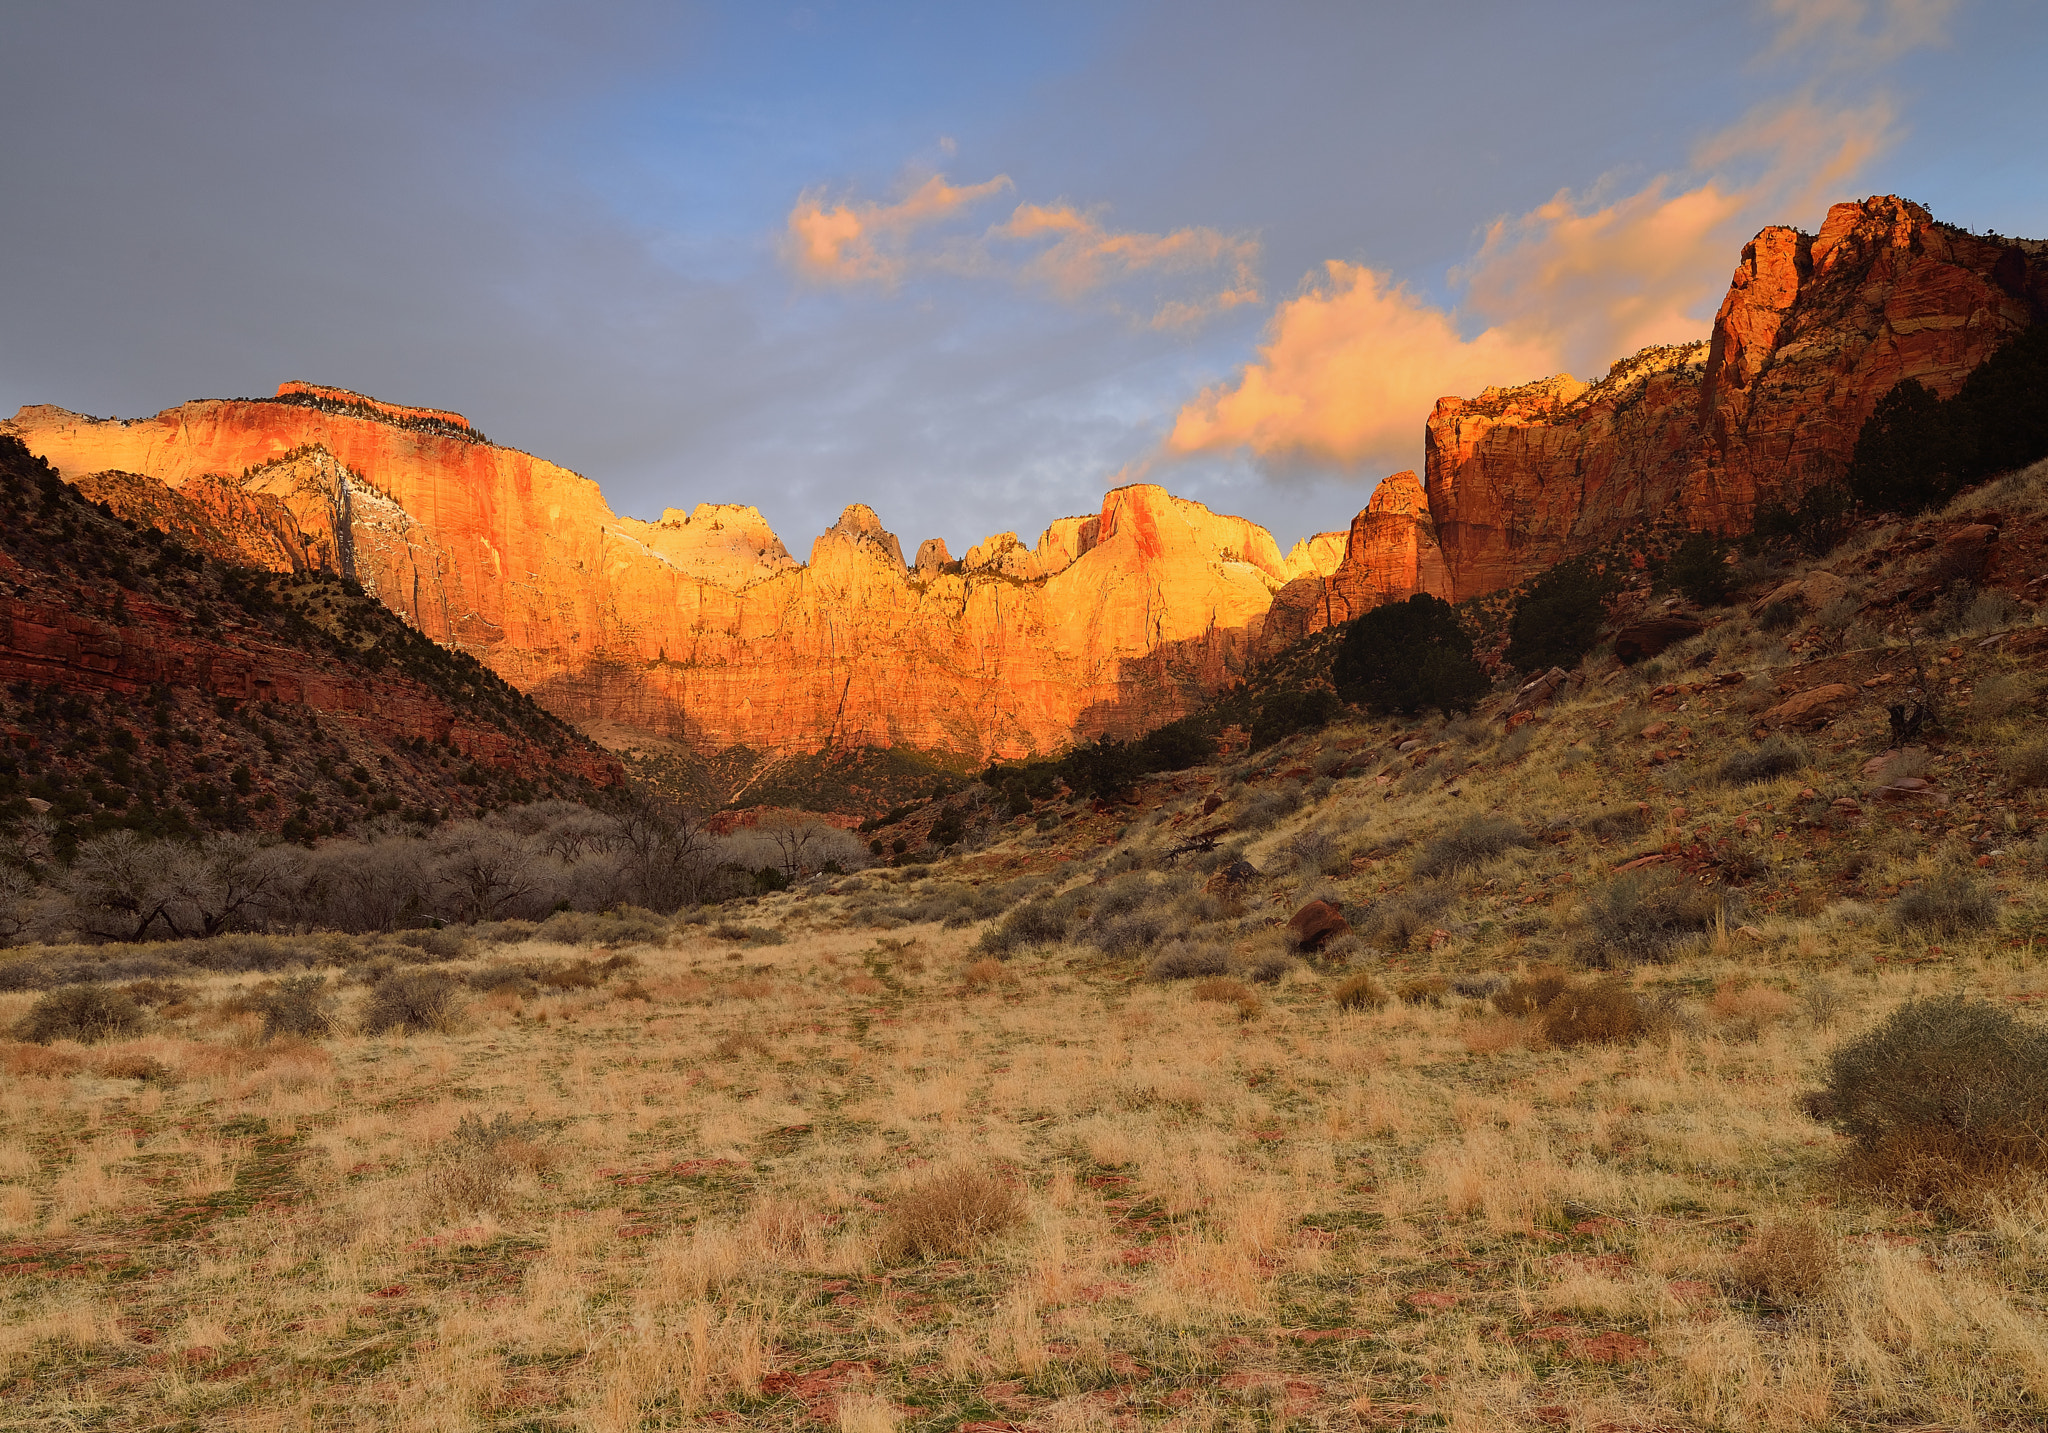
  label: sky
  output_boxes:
[3,1,2043,559]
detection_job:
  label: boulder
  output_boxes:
[1505,666,1571,717]
[1286,899,1349,952]
[1760,683,1859,729]
[1205,859,1261,894]
[1613,615,1704,664]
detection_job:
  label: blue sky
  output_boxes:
[3,1,2042,557]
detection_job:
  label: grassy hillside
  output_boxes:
[0,436,617,856]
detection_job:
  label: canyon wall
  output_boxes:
[1426,196,2048,597]
[6,388,1364,761]
[10,196,2040,764]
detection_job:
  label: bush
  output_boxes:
[1585,805,1650,840]
[15,984,146,1044]
[1334,594,1489,715]
[1147,940,1229,980]
[876,1164,1024,1262]
[2005,738,2048,790]
[1754,484,1856,557]
[1397,975,1449,1006]
[1190,976,1260,1015]
[1662,531,1734,606]
[1504,558,1618,674]
[1333,973,1387,1010]
[1584,870,1723,965]
[1718,734,1808,786]
[1539,978,1663,1047]
[360,969,461,1035]
[977,893,1080,956]
[1847,379,1959,513]
[1492,969,1573,1016]
[1233,785,1301,833]
[1890,864,1998,936]
[1728,1216,1839,1308]
[255,975,332,1040]
[1411,814,1532,880]
[1848,325,2048,514]
[1812,995,2048,1208]
[1757,599,1800,632]
[1249,686,1344,749]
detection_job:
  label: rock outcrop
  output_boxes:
[1426,197,2048,598]
[5,388,1347,762]
[1259,470,1453,653]
[0,436,619,840]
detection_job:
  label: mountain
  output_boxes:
[1422,196,2048,598]
[0,435,620,851]
[4,387,1349,766]
[6,197,2040,788]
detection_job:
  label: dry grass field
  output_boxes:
[3,464,2047,1430]
[2,901,2044,1431]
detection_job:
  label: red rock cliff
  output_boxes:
[4,394,1352,761]
[1426,196,2048,598]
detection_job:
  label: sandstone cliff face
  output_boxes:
[5,389,1325,761]
[1259,470,1454,653]
[1426,197,2048,598]
[0,437,619,841]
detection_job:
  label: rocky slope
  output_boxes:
[1425,196,2048,598]
[5,387,1355,764]
[0,436,619,849]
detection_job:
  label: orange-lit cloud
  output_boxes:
[785,173,1014,286]
[1168,262,1558,468]
[784,171,1259,326]
[1166,1,1943,471]
[992,202,1261,328]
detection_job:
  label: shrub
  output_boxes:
[876,1164,1024,1262]
[1585,805,1650,840]
[1540,978,1663,1047]
[1718,734,1808,786]
[1757,599,1800,632]
[1754,484,1856,557]
[1147,941,1230,980]
[1847,379,1960,513]
[1848,325,2048,514]
[1811,995,2048,1208]
[360,969,461,1035]
[978,893,1080,956]
[15,984,145,1044]
[1233,784,1302,834]
[437,1113,551,1215]
[1249,686,1344,749]
[2005,738,2048,790]
[1333,973,1387,1010]
[1411,815,1532,880]
[1585,870,1722,965]
[1889,864,1998,936]
[1397,975,1449,1006]
[255,975,332,1040]
[1504,558,1618,674]
[1333,594,1490,715]
[1234,949,1294,984]
[1728,1216,1839,1308]
[1492,969,1573,1016]
[1190,976,1260,1016]
[1662,531,1734,606]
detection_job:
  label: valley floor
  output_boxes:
[2,910,2045,1431]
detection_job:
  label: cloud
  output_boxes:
[1167,263,1557,470]
[783,170,1260,327]
[784,172,1014,286]
[1165,0,1949,472]
[991,201,1261,327]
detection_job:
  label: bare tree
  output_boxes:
[607,798,717,910]
[427,822,554,923]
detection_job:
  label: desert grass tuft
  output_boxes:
[875,1163,1024,1262]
